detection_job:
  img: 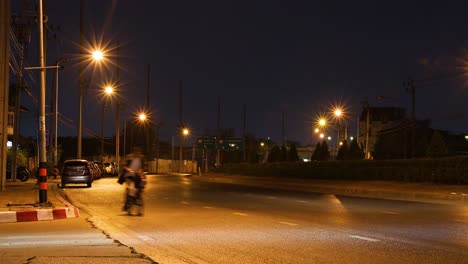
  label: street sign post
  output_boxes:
[197,137,216,149]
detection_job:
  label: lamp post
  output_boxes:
[179,127,190,173]
[100,85,113,161]
[77,49,105,159]
[332,107,344,159]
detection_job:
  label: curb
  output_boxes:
[0,207,80,223]
[0,184,80,224]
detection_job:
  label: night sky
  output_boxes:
[12,1,468,145]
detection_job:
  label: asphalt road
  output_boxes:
[62,174,468,264]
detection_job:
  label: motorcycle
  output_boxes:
[6,166,30,182]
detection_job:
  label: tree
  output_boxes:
[336,140,349,160]
[311,142,321,161]
[426,130,448,157]
[280,145,288,161]
[268,145,282,162]
[288,144,300,161]
[348,139,364,160]
[319,140,330,161]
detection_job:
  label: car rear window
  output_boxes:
[64,161,87,166]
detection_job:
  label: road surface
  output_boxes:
[62,174,468,264]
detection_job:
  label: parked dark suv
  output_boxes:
[61,159,94,188]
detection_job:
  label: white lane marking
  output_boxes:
[180,201,189,204]
[379,211,400,215]
[454,219,468,223]
[138,235,154,241]
[279,221,298,226]
[203,206,213,209]
[233,212,247,216]
[296,200,308,203]
[163,197,169,200]
[350,235,380,242]
[268,196,277,199]
[244,193,252,196]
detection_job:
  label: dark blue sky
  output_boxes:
[14,1,468,145]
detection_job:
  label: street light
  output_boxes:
[92,50,104,61]
[260,141,268,163]
[178,126,190,172]
[100,84,114,162]
[77,48,106,160]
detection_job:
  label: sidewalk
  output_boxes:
[0,178,79,223]
[195,173,468,205]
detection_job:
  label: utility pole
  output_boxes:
[100,102,105,161]
[37,0,48,203]
[77,0,84,159]
[361,99,370,160]
[146,64,150,156]
[0,0,11,190]
[243,104,246,162]
[216,96,221,168]
[115,41,120,171]
[281,111,285,146]
[179,80,183,172]
[404,78,416,158]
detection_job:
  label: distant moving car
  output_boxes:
[61,159,94,188]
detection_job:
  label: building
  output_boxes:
[358,107,406,159]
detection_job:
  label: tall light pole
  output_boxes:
[77,0,84,159]
[333,107,344,159]
[100,86,113,161]
[180,127,189,172]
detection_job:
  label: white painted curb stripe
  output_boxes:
[37,209,54,221]
[0,211,17,223]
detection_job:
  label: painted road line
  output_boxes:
[296,200,308,203]
[138,235,154,242]
[203,206,213,209]
[454,219,468,223]
[350,235,380,242]
[279,221,298,226]
[233,212,247,216]
[268,196,277,199]
[180,201,189,204]
[379,211,400,215]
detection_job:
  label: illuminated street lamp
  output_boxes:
[178,126,190,172]
[77,48,106,159]
[331,106,346,159]
[319,118,326,127]
[92,50,104,61]
[100,84,114,162]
